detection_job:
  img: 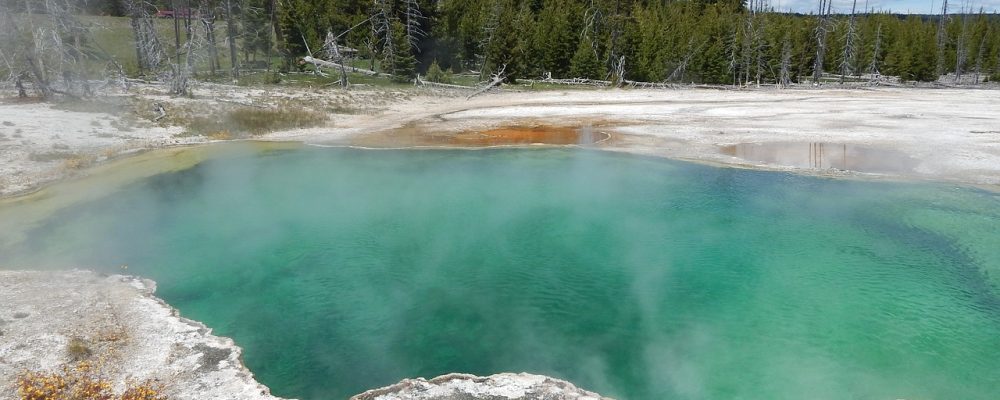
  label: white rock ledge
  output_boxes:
[0,270,280,400]
[351,372,614,400]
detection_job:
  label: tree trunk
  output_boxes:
[840,0,858,84]
[225,0,240,80]
[936,0,949,77]
[813,0,830,84]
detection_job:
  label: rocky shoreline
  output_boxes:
[0,270,279,400]
[351,372,612,400]
[0,270,613,400]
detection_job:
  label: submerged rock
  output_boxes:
[351,372,613,400]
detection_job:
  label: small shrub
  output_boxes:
[66,337,91,361]
[207,130,235,141]
[119,381,167,400]
[425,60,453,84]
[18,364,167,400]
[17,364,110,400]
[2,121,14,126]
[62,155,96,170]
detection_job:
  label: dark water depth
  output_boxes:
[1,148,998,399]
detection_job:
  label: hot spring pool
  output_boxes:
[1,147,998,399]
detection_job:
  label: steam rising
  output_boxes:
[1,146,999,399]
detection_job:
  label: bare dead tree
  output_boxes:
[224,0,240,80]
[321,15,378,87]
[0,0,105,98]
[582,0,602,52]
[477,1,502,80]
[867,23,883,85]
[755,5,769,86]
[740,12,754,86]
[468,64,506,100]
[611,55,626,87]
[840,0,859,84]
[200,1,220,75]
[304,56,378,75]
[322,31,350,87]
[404,0,424,51]
[973,17,988,84]
[173,0,182,64]
[779,36,792,88]
[170,3,210,95]
[371,0,395,76]
[0,2,31,95]
[813,0,832,84]
[954,1,970,83]
[605,0,625,84]
[124,0,166,75]
[727,27,740,86]
[46,0,92,94]
[936,0,949,78]
[667,39,707,83]
[363,31,378,72]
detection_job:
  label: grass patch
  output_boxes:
[52,98,130,116]
[29,152,76,162]
[185,107,328,137]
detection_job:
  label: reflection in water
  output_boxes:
[721,142,920,174]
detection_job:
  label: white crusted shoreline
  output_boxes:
[3,86,1000,199]
[0,270,281,400]
[0,270,616,400]
[351,372,614,400]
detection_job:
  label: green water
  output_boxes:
[1,147,999,399]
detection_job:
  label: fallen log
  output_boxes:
[525,77,612,86]
[467,64,506,100]
[303,56,379,76]
[415,75,474,90]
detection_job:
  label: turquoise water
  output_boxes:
[1,147,999,399]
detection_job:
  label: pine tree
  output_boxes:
[569,37,603,79]
[243,0,272,62]
[483,1,525,82]
[536,0,581,78]
[388,20,417,82]
[425,60,453,83]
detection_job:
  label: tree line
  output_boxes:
[2,0,999,98]
[287,0,1000,85]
